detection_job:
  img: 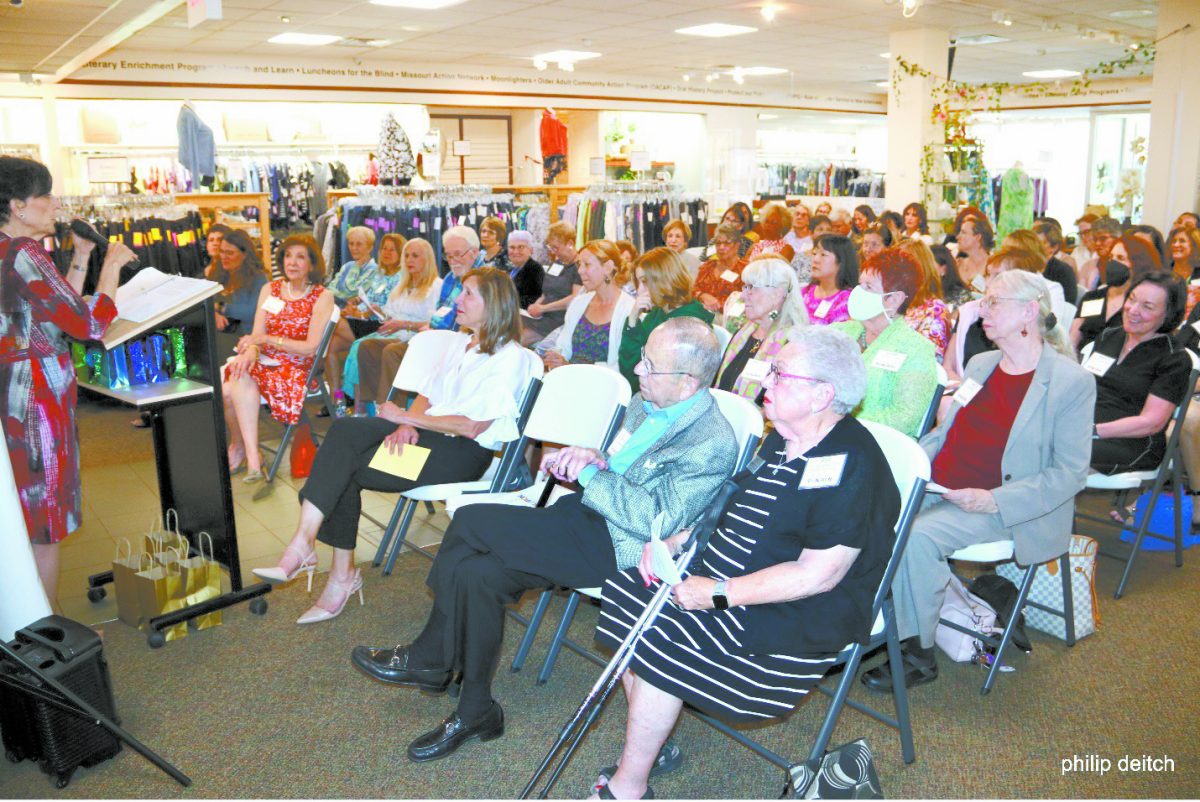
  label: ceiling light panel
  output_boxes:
[675,23,758,38]
[368,0,467,8]
[1021,68,1081,79]
[267,32,341,45]
[530,49,601,63]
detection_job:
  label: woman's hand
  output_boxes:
[634,285,652,314]
[542,350,568,371]
[383,424,420,455]
[100,242,137,272]
[225,350,256,380]
[526,301,544,319]
[376,400,409,424]
[637,530,691,586]
[672,576,718,610]
[944,487,999,514]
[215,312,230,332]
[698,292,721,313]
[377,319,407,335]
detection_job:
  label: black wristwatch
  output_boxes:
[712,580,729,610]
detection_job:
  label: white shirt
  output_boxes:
[418,335,538,450]
[783,231,813,254]
[383,277,443,343]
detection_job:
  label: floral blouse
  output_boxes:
[693,258,747,310]
[801,285,852,326]
[903,298,951,361]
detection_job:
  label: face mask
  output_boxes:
[847,285,888,321]
[1104,259,1130,287]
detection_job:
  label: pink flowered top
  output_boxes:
[903,298,950,361]
[801,285,852,326]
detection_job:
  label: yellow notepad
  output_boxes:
[368,443,431,480]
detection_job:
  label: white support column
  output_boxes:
[886,28,949,210]
[705,106,759,213]
[1143,2,1200,228]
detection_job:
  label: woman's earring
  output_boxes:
[1021,326,1028,337]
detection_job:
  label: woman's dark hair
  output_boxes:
[724,201,754,236]
[961,214,995,251]
[207,223,235,240]
[1119,233,1162,279]
[930,243,967,298]
[276,233,327,284]
[0,156,53,226]
[814,233,860,290]
[215,228,268,294]
[1128,224,1168,267]
[852,204,877,233]
[879,210,904,233]
[1127,271,1186,333]
[863,223,893,248]
[903,202,929,235]
[810,214,831,231]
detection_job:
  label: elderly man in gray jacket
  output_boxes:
[352,317,739,762]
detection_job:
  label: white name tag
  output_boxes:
[1083,351,1116,377]
[741,358,771,382]
[814,299,833,319]
[1079,298,1104,317]
[547,262,565,277]
[952,377,983,406]
[871,350,907,372]
[799,454,847,489]
[434,305,452,318]
[720,269,740,283]
[607,428,632,455]
[262,296,285,315]
[1191,320,1200,334]
[1190,279,1200,288]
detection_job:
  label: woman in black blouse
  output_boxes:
[1072,234,1161,352]
[1088,272,1191,474]
[589,327,900,800]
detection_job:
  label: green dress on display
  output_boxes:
[832,318,939,439]
[997,166,1034,240]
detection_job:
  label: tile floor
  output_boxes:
[62,453,451,628]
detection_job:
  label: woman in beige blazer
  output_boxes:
[863,270,1095,692]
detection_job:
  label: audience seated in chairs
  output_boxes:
[341,237,443,412]
[713,256,807,401]
[662,219,700,278]
[832,248,939,439]
[502,230,544,309]
[478,216,509,271]
[222,234,335,484]
[327,225,378,304]
[326,232,408,405]
[862,270,1093,693]
[693,223,749,315]
[523,220,584,345]
[349,317,738,764]
[746,201,795,262]
[210,228,268,353]
[618,248,714,392]
[1072,234,1161,353]
[1089,272,1191,475]
[896,238,951,360]
[351,226,482,409]
[253,268,538,625]
[802,234,859,326]
[590,327,900,801]
[543,239,634,372]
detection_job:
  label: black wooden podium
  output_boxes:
[84,289,271,647]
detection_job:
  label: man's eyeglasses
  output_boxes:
[445,249,472,261]
[639,348,690,377]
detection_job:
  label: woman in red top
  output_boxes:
[863,269,1095,693]
[223,234,335,482]
[0,157,135,608]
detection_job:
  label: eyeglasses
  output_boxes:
[979,296,1026,312]
[445,249,472,261]
[766,363,825,385]
[639,348,690,377]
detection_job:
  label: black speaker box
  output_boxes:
[0,616,122,788]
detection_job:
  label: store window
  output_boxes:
[1088,111,1151,221]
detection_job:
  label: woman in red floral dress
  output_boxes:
[0,157,136,609]
[223,234,335,481]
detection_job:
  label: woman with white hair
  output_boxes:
[713,257,808,401]
[590,327,900,800]
[329,225,378,303]
[503,229,544,309]
[864,268,1093,693]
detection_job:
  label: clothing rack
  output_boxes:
[327,184,584,223]
[569,183,709,251]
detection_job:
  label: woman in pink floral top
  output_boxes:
[1,157,136,609]
[899,239,952,360]
[802,234,859,325]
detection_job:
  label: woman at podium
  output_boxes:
[0,156,136,610]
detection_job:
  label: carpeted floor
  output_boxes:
[1,398,1199,798]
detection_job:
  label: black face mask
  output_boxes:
[1104,259,1130,287]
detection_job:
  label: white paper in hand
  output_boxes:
[648,511,684,585]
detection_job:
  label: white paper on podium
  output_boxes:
[0,444,52,641]
[116,267,221,324]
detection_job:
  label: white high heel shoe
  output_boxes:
[252,544,317,590]
[296,570,364,625]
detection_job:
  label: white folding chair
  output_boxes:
[1074,345,1200,598]
[383,328,463,406]
[372,347,545,574]
[711,323,732,353]
[258,306,341,492]
[685,419,929,768]
[523,389,765,685]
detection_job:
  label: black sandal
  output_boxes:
[594,740,681,792]
[596,783,654,800]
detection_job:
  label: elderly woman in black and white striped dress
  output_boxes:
[591,327,901,801]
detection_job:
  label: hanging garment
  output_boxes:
[997,166,1034,240]
[177,104,216,184]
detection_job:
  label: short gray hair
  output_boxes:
[742,258,809,330]
[1093,217,1123,237]
[654,317,723,386]
[783,326,867,415]
[508,230,534,246]
[443,225,479,250]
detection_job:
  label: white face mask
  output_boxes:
[847,285,891,322]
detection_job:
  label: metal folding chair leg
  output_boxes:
[510,589,554,673]
[373,497,409,567]
[980,564,1036,694]
[263,422,295,483]
[536,592,584,685]
[382,500,418,575]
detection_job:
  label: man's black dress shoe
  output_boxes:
[351,645,452,692]
[407,702,505,762]
[861,653,939,693]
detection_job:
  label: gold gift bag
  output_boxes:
[144,509,190,562]
[111,540,149,628]
[174,532,223,630]
[134,553,187,642]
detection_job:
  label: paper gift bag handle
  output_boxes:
[164,507,180,535]
[196,531,215,561]
[137,552,156,571]
[114,537,133,563]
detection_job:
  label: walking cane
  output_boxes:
[519,478,742,799]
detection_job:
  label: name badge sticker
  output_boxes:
[1083,351,1116,377]
[720,269,740,283]
[952,378,983,406]
[799,454,847,490]
[1079,298,1104,317]
[871,350,907,372]
[547,263,565,277]
[814,299,833,319]
[741,358,771,382]
[262,296,285,315]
